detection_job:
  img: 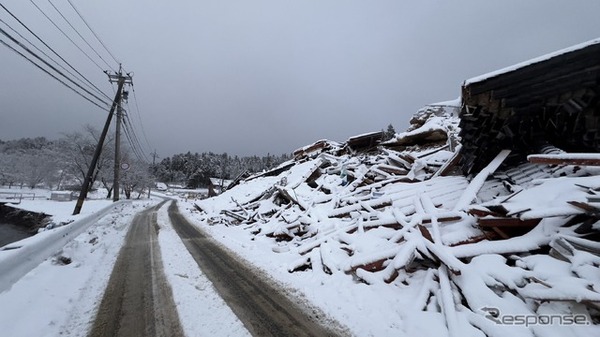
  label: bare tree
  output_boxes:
[57,125,114,192]
[120,152,153,199]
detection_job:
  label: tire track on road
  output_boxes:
[167,201,339,337]
[89,201,183,337]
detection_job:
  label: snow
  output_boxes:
[453,149,511,211]
[429,97,462,107]
[0,199,124,293]
[0,199,157,337]
[0,194,259,337]
[528,153,600,161]
[155,202,251,337]
[465,37,600,85]
[1,166,594,337]
[2,101,600,336]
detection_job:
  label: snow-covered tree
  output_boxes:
[383,124,396,141]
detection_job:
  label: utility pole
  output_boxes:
[113,99,122,201]
[108,65,132,202]
[73,77,125,215]
[151,150,159,165]
[72,65,131,215]
[147,150,159,199]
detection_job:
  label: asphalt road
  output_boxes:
[89,201,184,337]
[167,201,340,337]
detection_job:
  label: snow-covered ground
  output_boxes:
[0,199,152,337]
[156,202,251,337]
[2,170,600,337]
[178,199,447,336]
[2,103,600,336]
[0,194,250,337]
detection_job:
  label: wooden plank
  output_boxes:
[377,164,409,176]
[220,209,247,222]
[567,200,600,214]
[478,217,542,228]
[453,150,511,211]
[432,148,462,177]
[467,208,501,217]
[421,216,463,224]
[528,154,600,166]
[276,186,307,211]
[490,226,510,239]
[418,224,434,242]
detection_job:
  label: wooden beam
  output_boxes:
[528,153,600,166]
[453,149,511,211]
[478,217,542,228]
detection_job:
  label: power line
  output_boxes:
[122,112,148,162]
[131,85,153,151]
[123,100,150,162]
[0,3,112,101]
[65,0,120,65]
[0,37,108,111]
[123,107,149,162]
[28,0,105,71]
[46,0,116,71]
[0,25,110,107]
[0,17,111,103]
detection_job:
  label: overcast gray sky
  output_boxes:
[1,0,600,158]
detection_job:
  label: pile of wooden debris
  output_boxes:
[192,100,599,335]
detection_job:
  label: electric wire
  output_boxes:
[2,3,144,161]
[124,112,149,162]
[0,25,110,107]
[122,113,147,162]
[65,0,120,65]
[46,0,115,71]
[131,85,153,151]
[0,37,108,111]
[0,17,111,103]
[0,3,112,101]
[120,99,147,161]
[28,0,105,71]
[122,102,150,162]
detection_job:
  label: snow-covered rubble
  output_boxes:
[186,103,600,336]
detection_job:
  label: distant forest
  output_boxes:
[1,124,396,190]
[151,152,290,188]
[152,124,396,188]
[0,130,290,190]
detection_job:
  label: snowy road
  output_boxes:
[167,201,339,337]
[89,201,184,337]
[86,200,337,337]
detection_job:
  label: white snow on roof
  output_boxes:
[465,37,600,85]
[428,97,461,107]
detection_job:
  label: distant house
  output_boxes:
[50,191,72,202]
[208,178,233,197]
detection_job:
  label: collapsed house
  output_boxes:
[207,177,234,197]
[459,38,600,174]
[191,39,600,336]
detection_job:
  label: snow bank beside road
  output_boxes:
[0,200,125,293]
[0,201,156,337]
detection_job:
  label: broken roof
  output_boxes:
[459,37,600,174]
[465,37,600,86]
